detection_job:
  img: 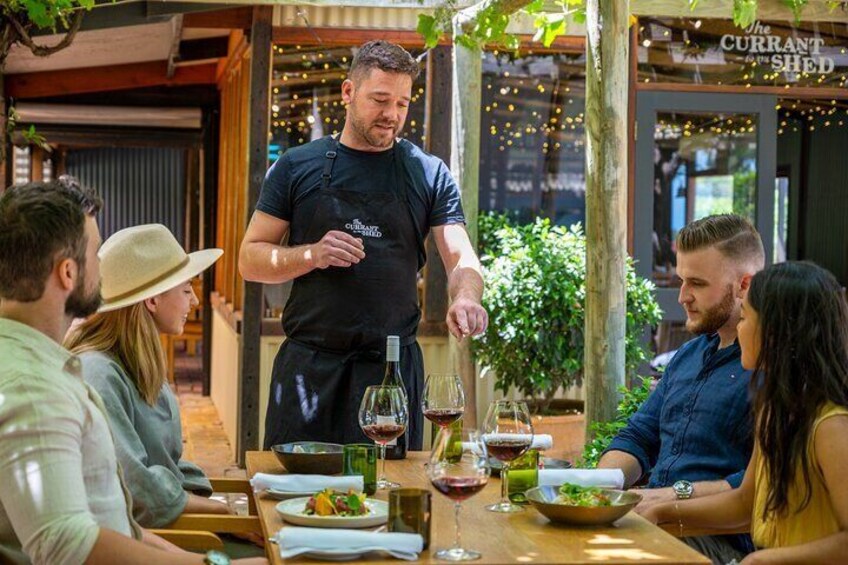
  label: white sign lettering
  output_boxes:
[719,21,835,76]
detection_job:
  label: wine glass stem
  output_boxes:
[501,462,510,504]
[379,443,388,482]
[453,502,463,550]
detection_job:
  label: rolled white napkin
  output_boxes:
[538,468,625,489]
[250,473,363,493]
[276,526,424,561]
[480,433,552,451]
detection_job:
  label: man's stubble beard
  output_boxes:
[686,284,736,336]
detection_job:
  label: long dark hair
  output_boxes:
[747,261,848,518]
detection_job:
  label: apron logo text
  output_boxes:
[345,219,383,238]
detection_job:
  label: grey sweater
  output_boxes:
[79,351,212,528]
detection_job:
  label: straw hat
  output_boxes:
[98,224,223,313]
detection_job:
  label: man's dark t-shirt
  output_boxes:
[256,137,465,243]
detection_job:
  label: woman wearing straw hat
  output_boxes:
[65,224,230,528]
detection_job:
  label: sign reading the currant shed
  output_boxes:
[720,21,835,75]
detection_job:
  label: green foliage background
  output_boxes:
[473,213,662,414]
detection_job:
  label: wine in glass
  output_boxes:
[482,400,533,513]
[422,373,465,428]
[427,427,490,561]
[359,385,408,490]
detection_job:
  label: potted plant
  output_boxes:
[473,214,662,462]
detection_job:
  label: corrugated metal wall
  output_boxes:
[66,147,186,242]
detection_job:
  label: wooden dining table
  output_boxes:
[246,451,709,564]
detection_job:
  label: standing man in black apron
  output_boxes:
[239,41,487,450]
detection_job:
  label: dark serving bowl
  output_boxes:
[271,442,344,475]
[525,485,642,526]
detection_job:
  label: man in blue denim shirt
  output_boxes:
[599,215,765,564]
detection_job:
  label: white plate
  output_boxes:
[296,549,367,561]
[275,497,389,529]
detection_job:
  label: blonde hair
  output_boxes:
[65,302,166,405]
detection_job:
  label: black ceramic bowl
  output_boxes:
[271,442,344,475]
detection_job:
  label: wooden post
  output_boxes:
[237,5,272,464]
[202,106,220,397]
[423,46,452,329]
[584,0,630,431]
[449,20,483,428]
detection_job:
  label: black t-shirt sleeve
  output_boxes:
[255,154,292,221]
[429,160,466,226]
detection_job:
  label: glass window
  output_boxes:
[638,18,848,90]
[651,111,758,287]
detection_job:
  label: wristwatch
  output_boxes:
[204,550,231,565]
[672,479,694,499]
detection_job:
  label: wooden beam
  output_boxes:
[638,82,848,99]
[6,61,217,99]
[182,6,254,29]
[10,125,203,148]
[272,26,585,52]
[631,0,848,22]
[237,5,272,464]
[584,0,629,429]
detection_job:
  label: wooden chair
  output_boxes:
[151,478,261,551]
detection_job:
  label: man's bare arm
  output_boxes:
[238,211,364,284]
[431,224,487,339]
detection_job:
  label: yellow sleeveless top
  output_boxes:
[752,402,848,548]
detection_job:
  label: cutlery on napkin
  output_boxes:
[538,468,625,489]
[250,473,363,493]
[275,526,424,561]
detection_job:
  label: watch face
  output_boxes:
[673,480,693,498]
[205,550,230,565]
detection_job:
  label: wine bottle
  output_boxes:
[381,335,408,460]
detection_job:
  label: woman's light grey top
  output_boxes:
[79,351,212,528]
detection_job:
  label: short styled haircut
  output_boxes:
[349,40,420,83]
[0,176,102,302]
[676,214,764,266]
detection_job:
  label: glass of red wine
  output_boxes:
[426,427,490,561]
[482,400,533,513]
[422,373,465,428]
[359,385,408,490]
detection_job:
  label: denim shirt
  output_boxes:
[608,333,754,489]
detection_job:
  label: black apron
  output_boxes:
[264,137,426,450]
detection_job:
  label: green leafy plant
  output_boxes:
[473,214,662,414]
[418,0,815,51]
[580,375,655,467]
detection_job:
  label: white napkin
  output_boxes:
[250,473,364,493]
[538,468,625,489]
[276,526,424,561]
[481,433,552,451]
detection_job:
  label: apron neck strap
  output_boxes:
[321,136,338,190]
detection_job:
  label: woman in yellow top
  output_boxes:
[645,261,848,564]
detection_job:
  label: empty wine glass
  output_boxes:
[482,400,533,513]
[359,385,408,490]
[427,427,490,561]
[422,373,465,428]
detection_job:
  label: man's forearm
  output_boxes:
[86,528,204,564]
[448,263,483,302]
[239,241,315,284]
[597,450,643,488]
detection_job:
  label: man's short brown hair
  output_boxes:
[349,40,420,82]
[0,176,102,302]
[676,214,764,265]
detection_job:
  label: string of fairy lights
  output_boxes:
[268,45,588,163]
[268,27,846,160]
